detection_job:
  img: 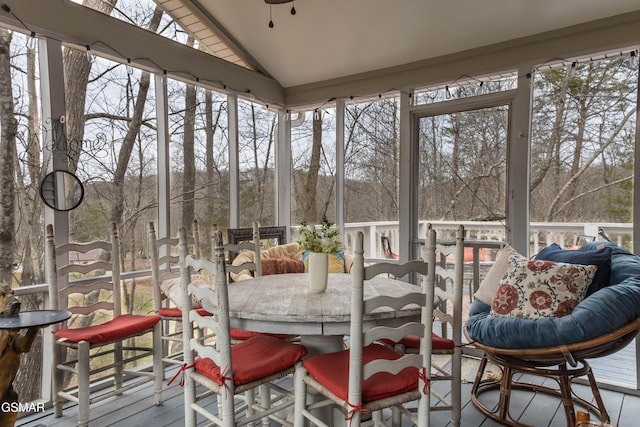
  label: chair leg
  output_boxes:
[245,389,256,427]
[451,347,462,427]
[497,364,514,422]
[390,407,402,427]
[293,364,307,427]
[220,383,236,427]
[259,383,271,427]
[558,365,577,427]
[78,340,91,427]
[52,344,64,418]
[114,340,123,394]
[152,323,163,405]
[183,366,196,427]
[586,367,610,423]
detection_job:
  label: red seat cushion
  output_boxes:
[398,333,455,351]
[160,307,211,318]
[230,328,294,341]
[160,307,182,318]
[54,314,160,345]
[303,343,418,403]
[194,334,308,386]
[381,333,455,351]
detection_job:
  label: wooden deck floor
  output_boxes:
[17,355,640,427]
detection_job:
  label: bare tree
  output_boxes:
[531,58,637,222]
[0,29,16,284]
[302,113,323,223]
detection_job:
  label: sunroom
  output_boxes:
[0,0,639,425]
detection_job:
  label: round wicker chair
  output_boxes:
[466,316,640,427]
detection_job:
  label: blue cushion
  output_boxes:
[535,243,612,296]
[467,241,640,349]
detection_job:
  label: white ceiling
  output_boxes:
[163,0,640,88]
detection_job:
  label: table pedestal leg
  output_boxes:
[299,335,345,356]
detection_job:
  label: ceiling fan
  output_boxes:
[264,0,296,28]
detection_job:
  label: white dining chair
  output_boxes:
[46,222,163,427]
[392,225,464,426]
[293,230,433,427]
[179,228,308,427]
[149,220,204,370]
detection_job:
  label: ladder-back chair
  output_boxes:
[149,220,205,369]
[46,223,162,427]
[390,225,464,427]
[293,231,432,427]
[179,228,308,426]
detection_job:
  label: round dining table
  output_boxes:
[213,272,423,355]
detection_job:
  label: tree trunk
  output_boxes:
[303,112,323,223]
[0,29,16,284]
[63,0,116,172]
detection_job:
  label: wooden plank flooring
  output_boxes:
[17,356,640,427]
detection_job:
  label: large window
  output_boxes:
[529,53,638,389]
[345,96,400,223]
[530,54,638,250]
[291,108,338,225]
[417,105,508,223]
[75,50,157,249]
[238,99,276,227]
[167,80,229,235]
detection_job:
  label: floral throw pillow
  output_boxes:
[490,255,597,319]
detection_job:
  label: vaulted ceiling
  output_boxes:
[155,0,640,89]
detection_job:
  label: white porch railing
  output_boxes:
[332,221,633,259]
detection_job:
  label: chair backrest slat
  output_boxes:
[364,323,424,346]
[364,260,428,281]
[363,354,424,380]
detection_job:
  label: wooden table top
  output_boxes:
[211,273,422,336]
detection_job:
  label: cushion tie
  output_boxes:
[167,362,195,387]
[418,367,431,394]
[215,364,234,396]
[345,401,369,425]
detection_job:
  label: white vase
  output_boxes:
[308,252,329,293]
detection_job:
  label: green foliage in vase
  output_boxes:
[297,215,344,254]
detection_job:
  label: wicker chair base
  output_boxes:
[470,352,608,427]
[467,316,640,427]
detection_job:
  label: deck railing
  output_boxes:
[332,221,633,260]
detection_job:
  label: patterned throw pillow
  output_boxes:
[160,272,212,310]
[473,244,520,304]
[261,258,305,275]
[490,255,597,319]
[535,243,612,296]
[301,251,346,273]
